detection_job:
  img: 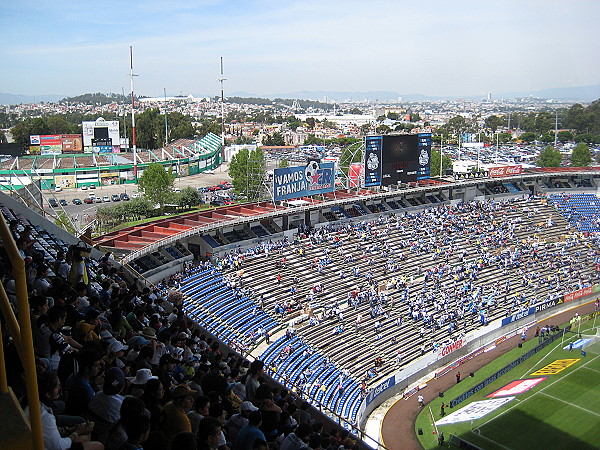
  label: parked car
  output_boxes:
[59,199,68,207]
[94,197,103,203]
[131,192,141,199]
[54,186,62,192]
[72,198,83,205]
[48,198,58,208]
[120,193,130,201]
[80,185,88,191]
[103,196,110,202]
[83,198,94,204]
[89,185,96,189]
[198,187,209,193]
[111,194,120,202]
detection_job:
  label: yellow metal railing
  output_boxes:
[0,213,43,449]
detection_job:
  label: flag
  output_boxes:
[581,350,587,357]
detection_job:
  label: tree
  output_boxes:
[137,163,174,213]
[179,186,202,208]
[233,136,254,145]
[263,132,285,146]
[570,143,592,167]
[228,148,266,201]
[305,117,316,129]
[0,131,6,144]
[536,146,562,167]
[54,210,76,235]
[429,149,452,176]
[557,130,574,142]
[484,115,506,132]
[386,112,399,120]
[376,125,391,134]
[518,132,537,143]
[349,107,362,115]
[279,159,289,168]
[360,123,372,135]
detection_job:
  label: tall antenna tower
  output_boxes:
[218,57,227,163]
[129,46,139,177]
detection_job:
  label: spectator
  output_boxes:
[197,416,223,450]
[188,395,210,436]
[65,349,104,416]
[35,304,78,372]
[27,371,103,450]
[235,410,265,450]
[160,384,197,443]
[224,401,258,444]
[88,367,126,442]
[121,414,151,450]
[104,396,148,450]
[278,422,312,450]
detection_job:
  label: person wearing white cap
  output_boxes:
[127,367,158,398]
[224,401,258,444]
[105,340,128,370]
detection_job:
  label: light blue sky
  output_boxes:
[1,0,599,98]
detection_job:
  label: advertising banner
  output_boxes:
[348,163,363,188]
[364,374,395,407]
[488,165,522,177]
[40,144,63,155]
[273,161,334,201]
[563,286,593,303]
[364,136,382,187]
[436,397,515,425]
[486,378,546,398]
[437,338,465,359]
[61,134,83,153]
[54,175,76,189]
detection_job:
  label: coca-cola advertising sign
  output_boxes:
[489,165,522,177]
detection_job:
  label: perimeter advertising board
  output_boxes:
[273,161,334,201]
[364,134,431,186]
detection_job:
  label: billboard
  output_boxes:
[364,134,431,186]
[273,161,334,201]
[82,118,120,150]
[61,134,83,154]
[29,134,83,155]
[488,165,522,177]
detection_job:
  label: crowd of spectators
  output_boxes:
[2,216,362,450]
[208,197,600,385]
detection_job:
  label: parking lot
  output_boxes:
[43,164,233,218]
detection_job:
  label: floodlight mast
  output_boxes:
[218,57,227,163]
[129,46,139,177]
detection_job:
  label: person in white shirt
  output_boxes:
[27,371,103,450]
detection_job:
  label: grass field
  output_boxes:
[416,319,600,450]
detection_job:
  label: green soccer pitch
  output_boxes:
[415,319,600,450]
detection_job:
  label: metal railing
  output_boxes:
[0,213,43,449]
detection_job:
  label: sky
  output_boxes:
[1,0,599,98]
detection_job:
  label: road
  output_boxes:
[42,164,233,223]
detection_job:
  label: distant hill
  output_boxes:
[238,85,600,103]
[0,93,64,105]
[60,92,126,104]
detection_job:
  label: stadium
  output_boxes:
[0,132,600,450]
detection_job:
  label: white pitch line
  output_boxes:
[475,353,600,431]
[581,365,600,375]
[470,429,513,450]
[538,392,600,418]
[517,336,563,380]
